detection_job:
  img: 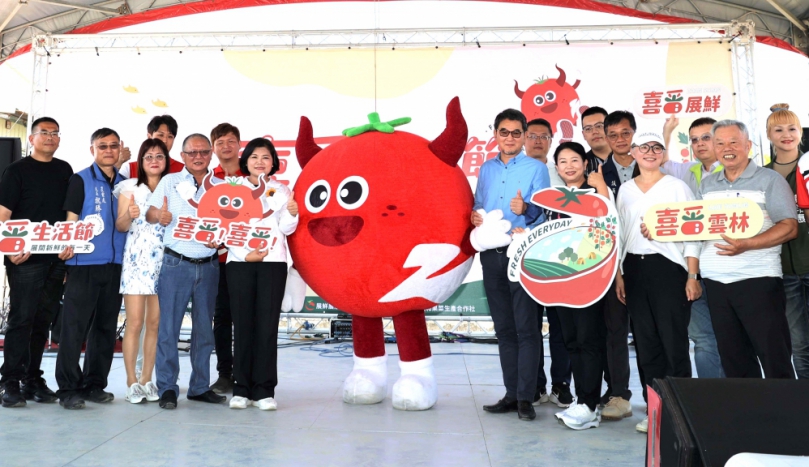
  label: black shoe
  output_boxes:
[83,387,114,403]
[483,397,518,413]
[517,400,536,421]
[188,390,226,404]
[1,382,26,408]
[532,388,549,407]
[59,394,85,410]
[550,382,574,408]
[21,378,58,403]
[210,375,233,394]
[159,390,177,409]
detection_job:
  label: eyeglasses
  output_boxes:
[184,149,212,158]
[498,129,523,138]
[143,154,166,162]
[635,144,665,154]
[607,130,633,142]
[34,131,61,138]
[582,123,604,134]
[690,134,712,145]
[526,134,552,142]
[95,143,120,151]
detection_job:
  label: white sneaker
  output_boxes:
[636,416,649,433]
[558,404,600,430]
[254,397,277,411]
[533,390,550,407]
[229,396,249,409]
[141,382,159,402]
[554,405,575,420]
[126,383,146,404]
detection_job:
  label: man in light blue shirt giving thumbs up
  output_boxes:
[472,108,550,421]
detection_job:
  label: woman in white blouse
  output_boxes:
[615,130,701,433]
[226,138,298,411]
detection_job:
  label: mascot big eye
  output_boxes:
[286,98,511,410]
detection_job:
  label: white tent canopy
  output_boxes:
[1,0,808,63]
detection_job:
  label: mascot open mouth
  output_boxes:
[308,216,365,246]
[541,102,558,114]
[219,209,239,219]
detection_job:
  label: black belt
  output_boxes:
[164,247,217,264]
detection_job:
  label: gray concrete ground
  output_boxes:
[0,341,654,467]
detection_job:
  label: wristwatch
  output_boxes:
[688,273,698,280]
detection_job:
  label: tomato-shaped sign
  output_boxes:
[507,187,619,308]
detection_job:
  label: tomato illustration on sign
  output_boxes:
[664,94,684,114]
[681,211,705,235]
[194,222,218,243]
[0,226,27,254]
[187,175,274,231]
[514,65,584,142]
[248,231,271,249]
[531,187,609,218]
[510,187,619,308]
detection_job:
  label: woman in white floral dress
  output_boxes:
[114,139,171,404]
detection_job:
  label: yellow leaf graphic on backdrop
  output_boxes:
[123,85,139,93]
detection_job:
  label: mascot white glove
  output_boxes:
[470,209,512,252]
[281,266,307,312]
[175,181,197,201]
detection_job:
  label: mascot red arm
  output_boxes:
[287,97,511,410]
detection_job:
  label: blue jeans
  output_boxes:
[156,254,219,397]
[688,281,725,378]
[783,273,809,379]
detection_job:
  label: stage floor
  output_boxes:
[0,341,651,466]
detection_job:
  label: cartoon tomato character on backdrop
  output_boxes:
[286,98,511,411]
[508,187,619,308]
[514,65,587,143]
[186,175,273,231]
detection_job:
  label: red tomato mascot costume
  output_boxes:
[286,98,511,410]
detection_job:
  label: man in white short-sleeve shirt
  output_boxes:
[697,120,797,379]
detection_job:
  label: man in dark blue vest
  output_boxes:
[56,128,127,409]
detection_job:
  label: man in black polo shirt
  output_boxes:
[0,117,75,407]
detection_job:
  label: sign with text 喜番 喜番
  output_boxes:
[644,198,764,242]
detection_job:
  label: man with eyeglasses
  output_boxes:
[525,118,564,187]
[146,133,225,409]
[660,116,725,380]
[473,109,550,421]
[581,107,613,175]
[599,110,640,422]
[116,115,184,178]
[208,123,246,395]
[56,128,128,409]
[523,119,573,406]
[698,120,797,379]
[0,117,74,408]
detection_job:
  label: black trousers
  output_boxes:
[704,277,794,379]
[537,306,572,389]
[214,260,234,378]
[623,254,692,400]
[480,249,540,402]
[1,261,66,384]
[557,300,606,411]
[227,261,287,400]
[603,278,642,400]
[55,264,123,398]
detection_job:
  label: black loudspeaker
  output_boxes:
[648,377,809,467]
[0,137,22,174]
